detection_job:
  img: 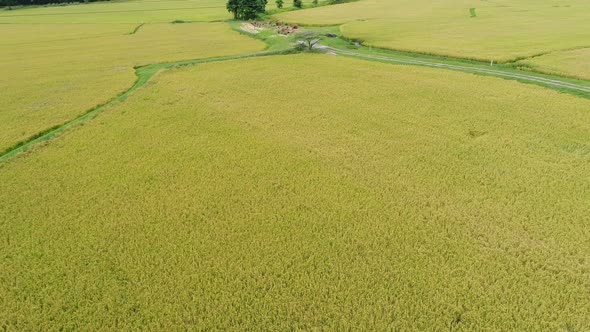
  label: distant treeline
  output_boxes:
[1,0,109,7]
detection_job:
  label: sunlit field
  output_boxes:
[0,0,231,23]
[517,47,590,81]
[0,22,264,152]
[0,0,321,23]
[2,55,589,331]
[2,0,590,329]
[275,0,590,63]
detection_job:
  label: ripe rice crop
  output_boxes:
[2,54,589,331]
[0,0,322,24]
[275,0,590,64]
[0,22,265,152]
[0,0,230,23]
[516,48,590,81]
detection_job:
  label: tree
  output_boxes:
[276,0,283,9]
[226,0,267,20]
[296,31,322,51]
[239,0,266,20]
[293,0,302,8]
[312,0,318,5]
[226,0,240,19]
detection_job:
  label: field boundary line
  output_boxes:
[128,23,145,35]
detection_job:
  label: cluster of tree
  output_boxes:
[280,0,348,9]
[226,0,267,19]
[229,0,337,18]
[1,0,107,7]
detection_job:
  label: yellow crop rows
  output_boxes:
[2,55,589,330]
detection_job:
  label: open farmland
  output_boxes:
[275,0,590,68]
[0,0,232,23]
[0,0,320,153]
[0,0,322,23]
[2,0,590,330]
[2,54,590,330]
[0,22,264,152]
[517,48,590,81]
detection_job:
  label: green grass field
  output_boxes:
[2,54,590,330]
[275,0,590,68]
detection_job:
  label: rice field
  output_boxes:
[0,0,231,23]
[2,54,590,331]
[0,0,322,24]
[275,0,590,64]
[0,22,265,152]
[516,48,590,81]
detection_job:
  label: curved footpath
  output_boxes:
[1,40,589,164]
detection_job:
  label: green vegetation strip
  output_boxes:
[0,50,282,164]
